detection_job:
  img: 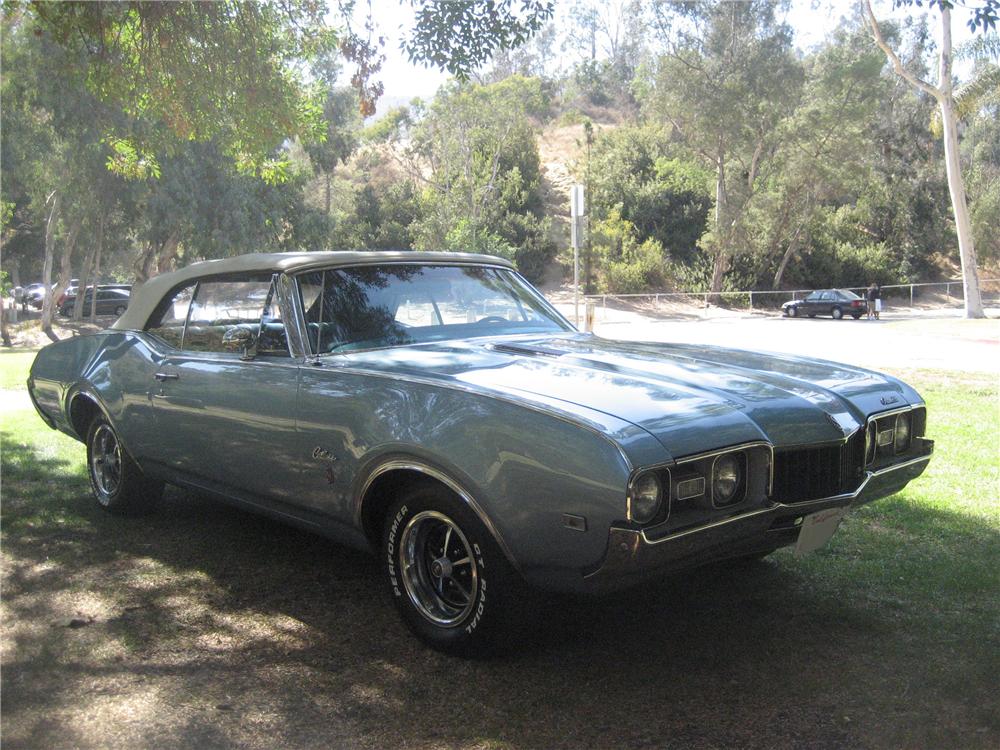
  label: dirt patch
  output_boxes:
[4,314,111,349]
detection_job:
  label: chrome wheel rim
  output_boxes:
[90,424,122,503]
[399,511,478,627]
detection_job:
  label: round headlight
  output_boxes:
[895,413,911,452]
[629,472,663,524]
[712,454,742,506]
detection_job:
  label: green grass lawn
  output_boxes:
[2,353,998,749]
[0,348,38,390]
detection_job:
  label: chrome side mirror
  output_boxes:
[222,326,258,360]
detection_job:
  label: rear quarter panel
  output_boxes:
[29,332,159,448]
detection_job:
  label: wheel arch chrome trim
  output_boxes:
[65,384,115,440]
[354,458,523,574]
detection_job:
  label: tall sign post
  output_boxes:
[570,184,585,326]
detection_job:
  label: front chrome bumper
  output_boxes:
[582,439,933,593]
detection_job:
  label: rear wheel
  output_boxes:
[831,306,844,320]
[86,416,162,514]
[852,312,862,319]
[382,483,526,655]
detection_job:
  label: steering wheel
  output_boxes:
[475,315,508,325]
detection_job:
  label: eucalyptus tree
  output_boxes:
[864,0,999,318]
[404,76,551,274]
[762,24,888,288]
[643,0,804,294]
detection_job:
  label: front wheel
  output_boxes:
[86,416,163,514]
[113,305,127,316]
[383,484,525,654]
[787,306,797,318]
[831,306,844,320]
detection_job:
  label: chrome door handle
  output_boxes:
[154,372,179,381]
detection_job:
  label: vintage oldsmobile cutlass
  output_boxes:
[28,252,933,652]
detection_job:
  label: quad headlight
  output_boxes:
[894,412,911,453]
[712,453,745,507]
[629,471,663,524]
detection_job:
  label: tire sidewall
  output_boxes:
[832,306,843,319]
[86,417,122,509]
[85,415,159,514]
[383,486,507,653]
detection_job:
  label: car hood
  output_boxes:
[340,333,919,460]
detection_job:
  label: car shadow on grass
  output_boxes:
[2,434,998,750]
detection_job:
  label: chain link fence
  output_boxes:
[585,279,1000,320]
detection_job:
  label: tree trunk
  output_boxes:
[865,1,986,319]
[772,223,806,289]
[40,191,61,339]
[324,173,332,216]
[156,233,180,275]
[710,149,727,296]
[938,8,984,318]
[133,243,158,284]
[90,214,104,322]
[0,240,11,346]
[0,295,10,347]
[49,217,82,329]
[74,238,99,320]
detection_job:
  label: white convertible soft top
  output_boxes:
[112,251,514,331]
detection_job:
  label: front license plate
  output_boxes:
[794,508,848,556]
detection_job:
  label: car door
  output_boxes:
[802,292,822,315]
[145,274,302,502]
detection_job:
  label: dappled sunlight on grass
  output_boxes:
[2,362,998,748]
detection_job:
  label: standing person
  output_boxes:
[874,282,882,320]
[866,282,877,320]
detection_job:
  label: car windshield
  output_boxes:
[297,264,572,354]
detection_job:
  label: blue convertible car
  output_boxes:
[28,252,933,652]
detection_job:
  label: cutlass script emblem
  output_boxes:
[880,395,899,406]
[311,447,337,484]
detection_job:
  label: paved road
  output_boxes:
[551,301,1000,374]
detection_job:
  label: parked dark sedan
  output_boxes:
[783,289,868,319]
[58,288,130,317]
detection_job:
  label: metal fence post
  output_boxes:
[910,285,914,307]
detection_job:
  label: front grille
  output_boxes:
[772,431,866,504]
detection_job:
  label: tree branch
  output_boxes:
[863,0,942,101]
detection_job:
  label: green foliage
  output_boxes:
[24,0,334,179]
[584,125,711,289]
[407,76,555,280]
[404,1,555,80]
[333,181,422,250]
[592,209,670,292]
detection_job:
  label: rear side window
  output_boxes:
[145,274,289,356]
[146,284,196,348]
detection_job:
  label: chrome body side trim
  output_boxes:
[355,458,523,574]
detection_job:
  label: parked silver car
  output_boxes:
[28,252,933,652]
